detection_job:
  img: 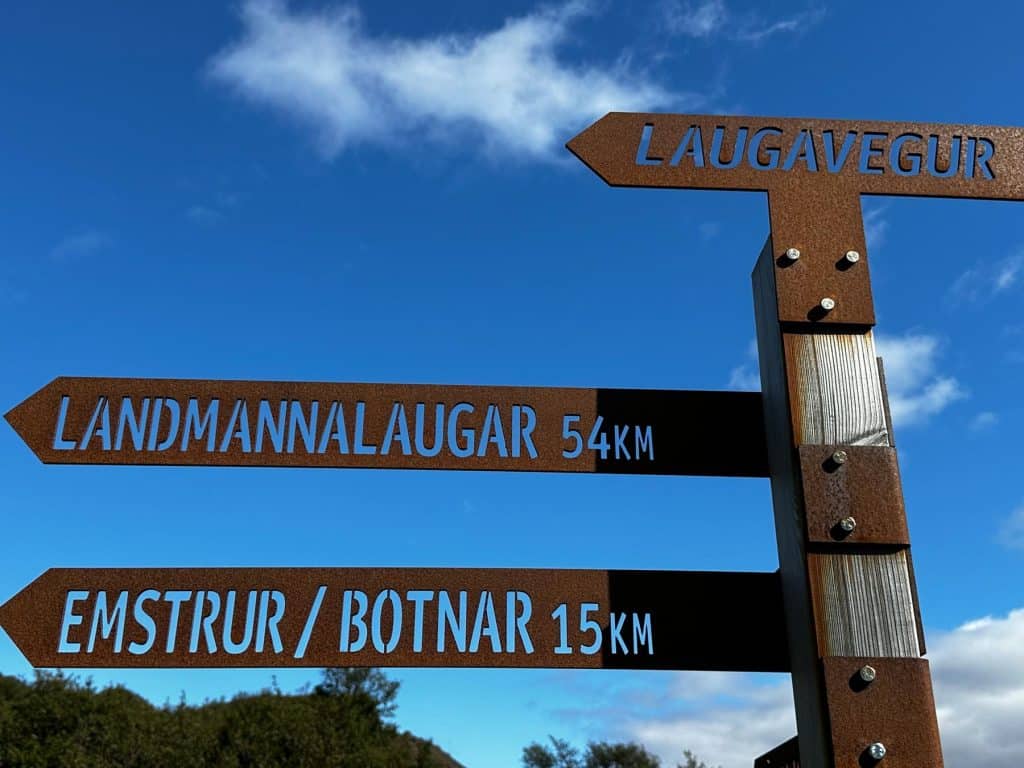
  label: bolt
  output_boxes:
[844,249,861,264]
[859,665,877,683]
[839,516,857,533]
[868,742,887,761]
[785,247,801,261]
[832,450,849,465]
[820,297,836,312]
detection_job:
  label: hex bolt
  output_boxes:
[820,297,836,312]
[844,249,861,264]
[839,516,857,533]
[785,247,801,261]
[858,665,877,683]
[868,742,887,761]
[832,450,849,465]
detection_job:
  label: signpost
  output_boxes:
[0,568,787,672]
[5,377,768,477]
[4,110,1024,767]
[568,111,1024,766]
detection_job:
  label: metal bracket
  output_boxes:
[767,188,876,327]
[800,445,910,546]
[754,736,800,768]
[822,657,944,767]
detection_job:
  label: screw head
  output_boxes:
[820,297,836,312]
[839,516,857,533]
[859,665,877,683]
[785,247,801,261]
[844,249,861,264]
[868,742,887,760]
[832,450,849,465]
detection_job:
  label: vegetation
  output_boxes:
[521,736,719,768]
[0,669,718,768]
[0,668,460,768]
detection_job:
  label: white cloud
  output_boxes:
[727,338,760,391]
[951,251,1024,303]
[628,675,795,767]
[664,2,825,43]
[995,257,1022,292]
[863,205,888,252]
[50,231,111,261]
[875,333,966,427]
[664,0,728,38]
[970,411,998,431]
[580,608,1024,768]
[930,609,1024,768]
[186,205,223,225]
[209,0,679,159]
[1002,506,1024,551]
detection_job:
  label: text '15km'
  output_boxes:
[0,568,789,672]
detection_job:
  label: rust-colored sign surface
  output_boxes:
[5,377,769,477]
[0,568,787,671]
[568,113,1024,200]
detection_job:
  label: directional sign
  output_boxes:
[0,568,788,671]
[567,113,1024,200]
[5,377,769,477]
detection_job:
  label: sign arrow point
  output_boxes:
[565,113,616,185]
[5,379,64,464]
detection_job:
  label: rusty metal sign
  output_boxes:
[5,377,769,477]
[568,113,1024,328]
[0,568,787,671]
[567,113,1024,200]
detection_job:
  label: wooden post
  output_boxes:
[752,190,944,767]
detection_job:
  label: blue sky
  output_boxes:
[2,1,1023,766]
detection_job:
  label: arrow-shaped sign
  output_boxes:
[5,377,769,477]
[0,567,787,671]
[567,113,1024,200]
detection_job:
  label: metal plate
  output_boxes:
[0,568,789,671]
[754,737,800,768]
[767,191,876,326]
[5,377,770,477]
[822,657,944,767]
[799,446,909,545]
[567,113,1024,200]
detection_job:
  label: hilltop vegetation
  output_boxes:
[0,668,718,767]
[0,668,461,768]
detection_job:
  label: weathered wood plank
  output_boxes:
[810,551,919,657]
[785,332,889,447]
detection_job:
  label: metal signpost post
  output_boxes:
[3,112,1024,767]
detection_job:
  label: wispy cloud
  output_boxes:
[663,1,824,43]
[950,251,1024,304]
[1002,506,1024,551]
[566,608,1024,768]
[970,411,998,432]
[186,205,223,225]
[49,231,111,261]
[209,0,680,160]
[664,0,728,38]
[727,338,759,391]
[875,333,966,427]
[863,204,888,252]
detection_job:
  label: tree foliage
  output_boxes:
[522,736,717,768]
[0,669,458,768]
